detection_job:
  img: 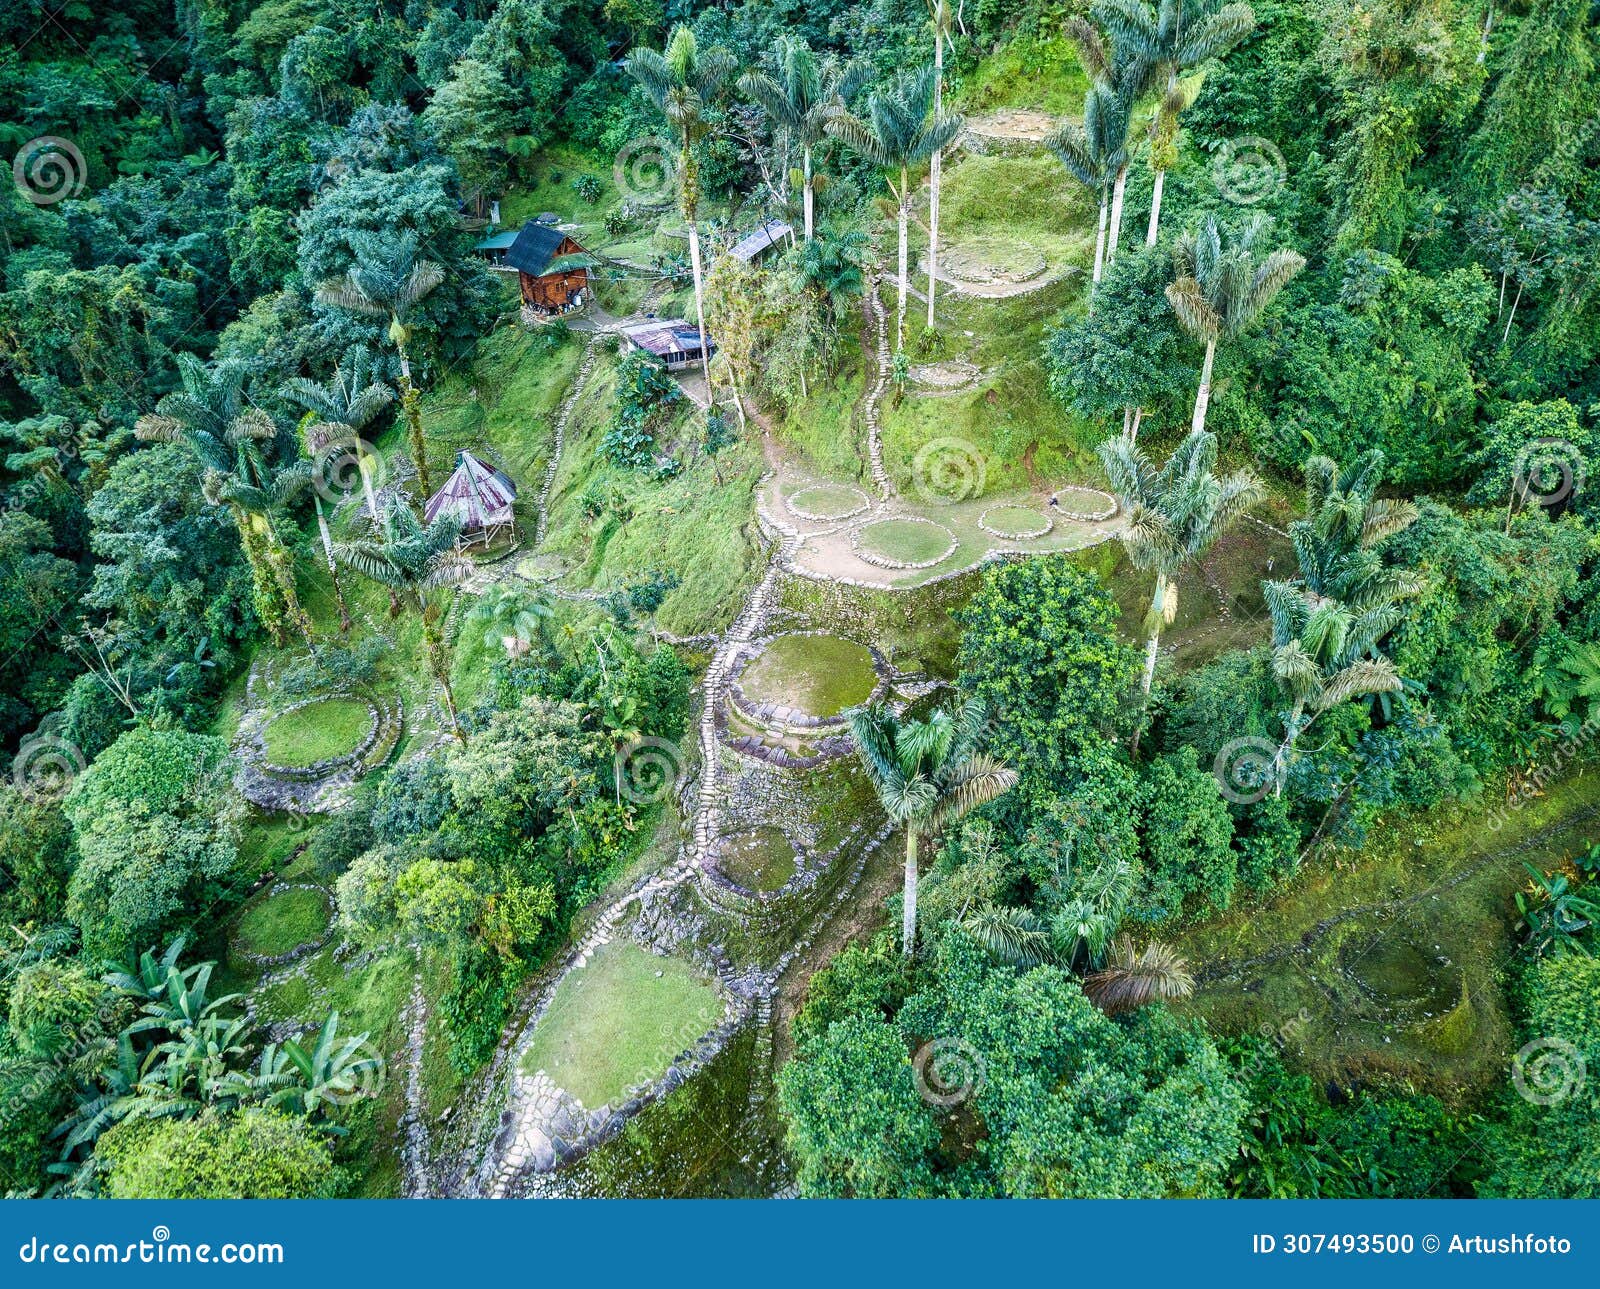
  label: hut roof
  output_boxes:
[727,219,792,263]
[424,451,518,530]
[474,229,519,251]
[620,318,712,358]
[504,221,584,277]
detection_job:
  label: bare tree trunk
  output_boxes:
[1107,164,1128,265]
[1477,4,1494,62]
[896,180,910,351]
[1191,338,1216,435]
[802,145,815,240]
[927,36,944,330]
[314,495,351,634]
[1091,195,1109,287]
[1146,168,1166,246]
[688,221,712,382]
[902,827,919,957]
[396,344,430,501]
[1501,281,1523,345]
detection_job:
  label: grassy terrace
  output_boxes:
[261,697,372,767]
[520,941,723,1110]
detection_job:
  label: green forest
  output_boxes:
[1,0,1597,1200]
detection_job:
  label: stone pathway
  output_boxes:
[535,336,601,544]
[400,965,432,1199]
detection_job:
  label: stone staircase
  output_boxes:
[535,336,601,545]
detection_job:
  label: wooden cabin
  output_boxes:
[504,221,594,315]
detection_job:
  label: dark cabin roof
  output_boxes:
[504,221,581,277]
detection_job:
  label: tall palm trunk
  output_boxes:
[260,520,315,650]
[896,166,911,351]
[680,146,713,384]
[234,510,291,648]
[1191,338,1217,434]
[902,826,920,957]
[313,495,351,634]
[395,343,430,500]
[1140,571,1167,695]
[1091,194,1109,287]
[926,36,944,330]
[422,604,463,742]
[801,144,815,240]
[1145,168,1166,246]
[1107,164,1128,264]
[356,449,380,523]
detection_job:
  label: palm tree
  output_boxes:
[626,26,736,385]
[1062,17,1150,273]
[1166,214,1304,437]
[1262,581,1406,794]
[739,34,868,242]
[282,348,399,634]
[1291,449,1420,610]
[1098,429,1264,714]
[280,345,395,523]
[335,496,473,737]
[314,232,444,497]
[464,582,554,660]
[136,354,316,649]
[1048,78,1133,289]
[849,699,1018,957]
[1083,936,1195,1013]
[828,67,964,351]
[1093,0,1257,244]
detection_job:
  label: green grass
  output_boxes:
[717,826,799,893]
[535,347,764,637]
[953,32,1088,115]
[519,941,722,1110]
[261,698,372,768]
[418,324,586,521]
[856,517,955,565]
[739,634,877,717]
[788,484,868,518]
[981,503,1052,537]
[234,886,330,957]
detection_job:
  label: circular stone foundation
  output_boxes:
[1049,485,1119,522]
[737,634,879,720]
[787,484,871,521]
[233,884,332,962]
[940,236,1047,285]
[852,517,958,569]
[979,504,1053,540]
[261,697,377,769]
[1340,936,1463,1018]
[713,826,800,893]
